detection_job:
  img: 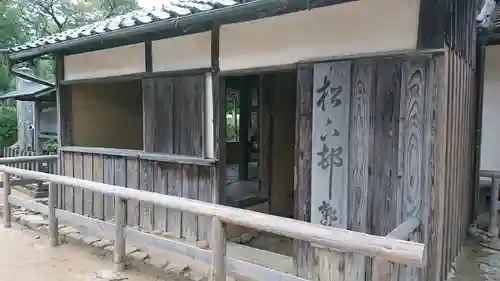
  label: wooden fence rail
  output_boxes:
[0,160,425,281]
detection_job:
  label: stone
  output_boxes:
[95,269,128,281]
[127,251,149,261]
[160,232,176,239]
[59,226,78,235]
[164,262,189,275]
[151,230,163,236]
[36,225,49,235]
[239,231,259,244]
[146,256,169,269]
[183,270,207,281]
[82,236,102,245]
[196,240,210,249]
[65,232,84,244]
[104,244,139,256]
[93,239,114,248]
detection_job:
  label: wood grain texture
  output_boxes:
[104,156,115,222]
[348,60,375,281]
[139,159,154,231]
[93,154,104,220]
[73,153,84,215]
[154,162,168,231]
[63,152,74,212]
[126,157,140,227]
[400,59,427,281]
[371,58,402,281]
[294,65,313,279]
[311,60,351,281]
[83,154,94,217]
[143,75,204,157]
[182,165,199,241]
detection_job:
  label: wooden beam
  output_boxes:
[114,196,127,272]
[59,146,217,166]
[386,217,421,240]
[0,165,426,267]
[210,217,226,281]
[293,65,313,279]
[8,195,49,215]
[0,155,57,165]
[145,40,152,72]
[3,172,12,228]
[48,182,59,247]
[239,77,251,181]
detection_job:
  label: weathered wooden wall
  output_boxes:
[58,150,214,242]
[142,75,204,157]
[294,53,447,281]
[57,72,216,242]
[430,51,476,281]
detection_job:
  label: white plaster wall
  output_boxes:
[64,43,146,81]
[63,0,420,77]
[152,32,211,72]
[481,45,500,171]
[219,0,421,71]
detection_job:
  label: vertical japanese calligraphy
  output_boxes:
[311,62,351,230]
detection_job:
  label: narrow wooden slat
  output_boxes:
[139,159,154,231]
[400,59,426,281]
[83,154,94,217]
[104,156,115,222]
[73,153,84,215]
[347,59,375,281]
[293,65,313,279]
[3,172,11,228]
[311,60,351,281]
[198,166,213,244]
[183,165,199,241]
[167,163,182,238]
[48,182,59,247]
[126,157,140,227]
[63,152,74,212]
[93,154,104,220]
[153,163,168,231]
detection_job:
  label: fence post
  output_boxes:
[48,182,59,246]
[2,172,11,228]
[210,217,226,281]
[114,196,126,272]
[490,176,499,237]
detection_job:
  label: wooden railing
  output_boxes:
[0,155,58,188]
[479,170,500,237]
[0,158,425,281]
[2,147,57,174]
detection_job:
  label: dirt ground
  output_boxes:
[0,225,165,281]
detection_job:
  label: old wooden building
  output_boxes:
[5,0,479,280]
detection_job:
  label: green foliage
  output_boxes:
[42,139,57,153]
[0,104,17,148]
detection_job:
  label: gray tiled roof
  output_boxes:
[10,0,240,53]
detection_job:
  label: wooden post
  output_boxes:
[48,182,59,246]
[210,217,226,281]
[2,172,11,228]
[114,196,126,272]
[490,176,499,237]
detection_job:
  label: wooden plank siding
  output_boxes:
[59,150,215,241]
[306,54,445,281]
